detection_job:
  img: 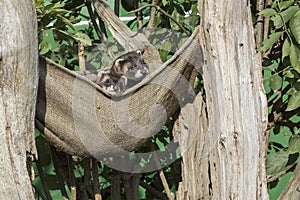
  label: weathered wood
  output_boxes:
[174,95,209,200]
[279,161,300,200]
[0,0,38,199]
[176,0,269,199]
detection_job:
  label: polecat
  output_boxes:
[96,49,149,95]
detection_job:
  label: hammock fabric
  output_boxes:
[35,0,203,157]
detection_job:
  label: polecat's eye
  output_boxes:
[104,79,112,85]
[129,65,136,70]
[136,49,142,55]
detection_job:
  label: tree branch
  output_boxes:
[267,170,288,183]
[50,147,69,200]
[150,143,174,200]
[255,0,264,49]
[78,43,86,71]
[147,0,159,29]
[83,158,92,199]
[264,0,272,41]
[92,159,102,200]
[139,181,168,200]
[67,156,77,200]
[136,0,143,29]
[111,170,121,200]
[114,0,120,17]
[128,4,190,35]
[35,157,53,200]
[86,0,104,41]
[279,161,300,199]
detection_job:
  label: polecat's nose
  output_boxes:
[142,67,149,74]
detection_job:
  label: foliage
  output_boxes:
[35,0,92,68]
[257,0,300,198]
[33,0,198,199]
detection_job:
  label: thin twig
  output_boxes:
[267,170,288,183]
[82,158,91,199]
[86,1,103,41]
[78,43,86,71]
[89,0,108,42]
[262,0,272,57]
[159,171,174,200]
[92,159,102,200]
[50,147,69,200]
[139,181,168,200]
[98,17,108,43]
[255,0,265,49]
[114,0,120,17]
[128,4,190,35]
[111,170,121,200]
[71,3,86,12]
[35,157,53,200]
[67,156,77,200]
[150,143,174,200]
[264,0,272,41]
[147,0,158,29]
[136,0,143,29]
[121,173,140,200]
[279,161,300,199]
[32,185,47,200]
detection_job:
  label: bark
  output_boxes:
[0,0,38,199]
[177,0,269,199]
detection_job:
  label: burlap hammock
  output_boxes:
[35,0,203,157]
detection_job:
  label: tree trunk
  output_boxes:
[0,0,38,199]
[176,0,269,199]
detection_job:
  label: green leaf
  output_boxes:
[54,8,71,15]
[161,40,172,52]
[162,0,168,6]
[159,40,172,62]
[57,14,76,31]
[283,68,295,78]
[290,10,300,44]
[266,151,289,175]
[259,31,282,51]
[293,64,300,74]
[36,135,52,166]
[73,32,92,46]
[279,0,295,11]
[287,135,300,154]
[270,74,283,91]
[53,2,65,9]
[287,91,300,111]
[282,39,291,60]
[258,8,277,17]
[35,0,44,8]
[178,37,188,48]
[54,29,92,46]
[273,6,298,29]
[39,40,52,55]
[289,43,300,69]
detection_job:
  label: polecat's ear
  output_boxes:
[96,70,105,84]
[114,58,126,68]
[136,49,144,55]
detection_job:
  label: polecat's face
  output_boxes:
[96,71,119,93]
[111,49,149,81]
